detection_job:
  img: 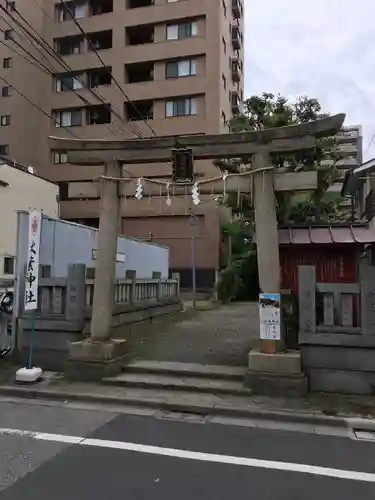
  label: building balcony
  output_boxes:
[231,58,241,82]
[336,157,359,168]
[232,0,241,19]
[336,144,358,156]
[231,26,241,50]
[231,91,240,114]
[123,37,205,64]
[336,128,361,140]
[123,76,206,102]
[321,157,359,168]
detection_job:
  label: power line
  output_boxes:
[8,4,139,138]
[0,73,80,139]
[60,0,157,138]
[365,132,375,157]
[29,0,54,23]
[0,21,55,75]
[0,4,143,139]
[1,16,125,139]
[0,12,56,71]
[0,33,51,75]
[14,3,144,138]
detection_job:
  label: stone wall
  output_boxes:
[299,262,375,394]
[16,264,182,371]
[300,332,375,394]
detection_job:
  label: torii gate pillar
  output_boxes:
[67,160,127,380]
[252,152,283,354]
[91,160,121,341]
[249,154,306,396]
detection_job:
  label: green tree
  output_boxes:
[216,93,342,224]
[215,93,344,302]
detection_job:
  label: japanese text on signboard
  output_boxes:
[24,211,41,311]
[259,293,281,340]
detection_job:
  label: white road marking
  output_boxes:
[1,427,375,483]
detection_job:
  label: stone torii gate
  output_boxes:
[49,113,345,380]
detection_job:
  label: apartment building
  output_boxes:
[327,125,363,196]
[0,0,244,289]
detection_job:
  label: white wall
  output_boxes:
[0,164,58,278]
[16,214,169,280]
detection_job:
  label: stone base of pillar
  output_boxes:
[245,350,308,398]
[65,338,127,381]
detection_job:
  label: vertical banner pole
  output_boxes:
[27,314,36,370]
[16,210,43,383]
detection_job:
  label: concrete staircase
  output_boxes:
[102,361,252,413]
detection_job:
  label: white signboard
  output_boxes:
[24,211,42,311]
[259,293,281,340]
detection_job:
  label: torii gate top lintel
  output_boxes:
[48,113,345,166]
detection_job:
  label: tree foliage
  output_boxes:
[215,93,344,302]
[220,92,342,224]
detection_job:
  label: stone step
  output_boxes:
[0,383,346,428]
[103,372,251,396]
[123,360,247,381]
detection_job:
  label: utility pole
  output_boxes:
[190,208,197,310]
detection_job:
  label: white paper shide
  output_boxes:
[24,211,42,311]
[259,293,281,340]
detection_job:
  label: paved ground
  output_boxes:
[125,302,260,366]
[1,398,375,499]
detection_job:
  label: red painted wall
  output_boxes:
[280,245,359,291]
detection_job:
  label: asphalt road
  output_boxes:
[1,398,375,499]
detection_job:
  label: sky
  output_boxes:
[244,0,375,160]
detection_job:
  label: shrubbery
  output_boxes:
[217,248,259,303]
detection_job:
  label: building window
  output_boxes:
[4,29,14,40]
[3,58,12,68]
[3,256,14,275]
[222,36,226,53]
[90,0,113,15]
[1,86,12,97]
[55,72,84,92]
[56,1,85,22]
[86,104,111,125]
[55,36,82,56]
[222,73,226,89]
[166,21,198,40]
[58,182,69,201]
[0,115,10,126]
[54,109,82,127]
[165,97,197,117]
[0,144,9,155]
[166,58,197,78]
[53,151,68,164]
[222,0,226,17]
[5,1,16,12]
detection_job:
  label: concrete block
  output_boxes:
[307,368,375,395]
[248,349,302,375]
[69,338,126,361]
[245,371,308,398]
[66,338,127,381]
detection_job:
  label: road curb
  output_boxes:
[346,418,375,432]
[0,384,352,428]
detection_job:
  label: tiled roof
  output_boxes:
[278,225,374,245]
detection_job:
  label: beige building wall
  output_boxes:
[0,0,244,288]
[0,164,58,278]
